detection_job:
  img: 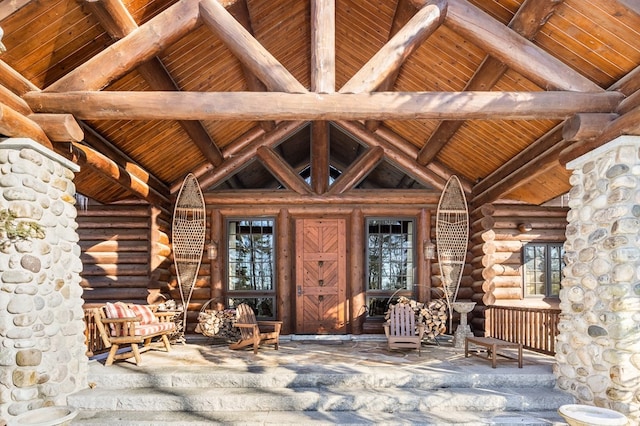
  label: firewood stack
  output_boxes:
[386,297,448,340]
[195,308,241,341]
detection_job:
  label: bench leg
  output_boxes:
[491,344,497,369]
[161,334,172,352]
[518,344,523,368]
[131,343,142,365]
[106,344,119,366]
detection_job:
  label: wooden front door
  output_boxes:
[295,218,347,334]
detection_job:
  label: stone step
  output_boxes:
[86,366,558,390]
[69,385,574,414]
[72,409,567,425]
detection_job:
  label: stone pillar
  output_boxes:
[557,135,640,422]
[0,138,87,420]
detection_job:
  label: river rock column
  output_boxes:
[557,135,640,423]
[0,138,87,421]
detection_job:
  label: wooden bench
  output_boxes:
[92,302,177,366]
[465,336,523,368]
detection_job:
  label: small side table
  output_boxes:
[465,336,523,368]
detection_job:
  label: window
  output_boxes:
[366,218,415,316]
[522,243,563,297]
[227,219,275,318]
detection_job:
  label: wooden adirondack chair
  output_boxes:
[229,303,282,354]
[383,303,425,355]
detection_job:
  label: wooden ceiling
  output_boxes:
[0,0,639,211]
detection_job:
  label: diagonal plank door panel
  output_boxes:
[295,218,346,334]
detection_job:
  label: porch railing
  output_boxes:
[485,306,561,356]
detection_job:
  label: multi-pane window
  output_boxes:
[522,243,563,297]
[366,218,415,316]
[227,219,275,318]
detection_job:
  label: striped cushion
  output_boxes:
[130,304,158,325]
[105,302,136,319]
[134,322,176,336]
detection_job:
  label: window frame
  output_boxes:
[365,217,416,317]
[225,217,277,319]
[522,242,564,298]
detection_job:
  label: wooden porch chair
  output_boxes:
[229,303,282,354]
[383,303,425,355]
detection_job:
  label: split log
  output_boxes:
[488,275,523,288]
[491,287,523,300]
[482,263,521,279]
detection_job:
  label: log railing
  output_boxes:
[83,306,109,357]
[485,305,561,355]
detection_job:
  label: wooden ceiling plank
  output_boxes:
[327,146,384,195]
[311,121,330,194]
[24,90,624,120]
[79,121,170,197]
[335,120,446,190]
[433,0,603,92]
[28,113,84,142]
[66,141,171,210]
[311,0,335,93]
[199,0,307,93]
[339,0,446,94]
[43,0,200,92]
[472,124,564,203]
[0,102,52,148]
[417,0,564,165]
[196,121,308,192]
[84,0,225,167]
[256,146,312,195]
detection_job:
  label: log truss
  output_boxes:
[0,0,639,210]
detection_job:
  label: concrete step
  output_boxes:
[72,409,567,425]
[85,366,559,390]
[69,385,574,413]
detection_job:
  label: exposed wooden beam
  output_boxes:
[25,90,624,120]
[85,0,224,167]
[0,83,31,114]
[417,0,564,165]
[28,114,84,142]
[311,0,335,93]
[340,0,446,94]
[0,0,32,21]
[335,120,446,190]
[44,0,200,92]
[559,103,640,165]
[0,102,52,148]
[199,0,307,93]
[257,146,312,195]
[416,0,602,92]
[205,188,440,206]
[562,113,619,141]
[0,60,40,95]
[227,0,276,132]
[196,121,308,192]
[609,64,640,95]
[79,121,170,197]
[365,0,417,131]
[311,121,330,194]
[63,142,171,210]
[328,146,384,195]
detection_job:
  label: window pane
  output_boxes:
[227,219,275,292]
[523,243,564,297]
[366,218,415,316]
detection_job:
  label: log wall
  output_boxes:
[469,203,568,333]
[78,201,172,306]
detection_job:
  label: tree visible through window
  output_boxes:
[366,218,415,316]
[523,243,563,297]
[227,219,275,318]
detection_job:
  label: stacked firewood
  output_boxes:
[386,296,448,340]
[195,308,241,341]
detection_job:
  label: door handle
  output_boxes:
[297,285,303,296]
[319,279,324,286]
